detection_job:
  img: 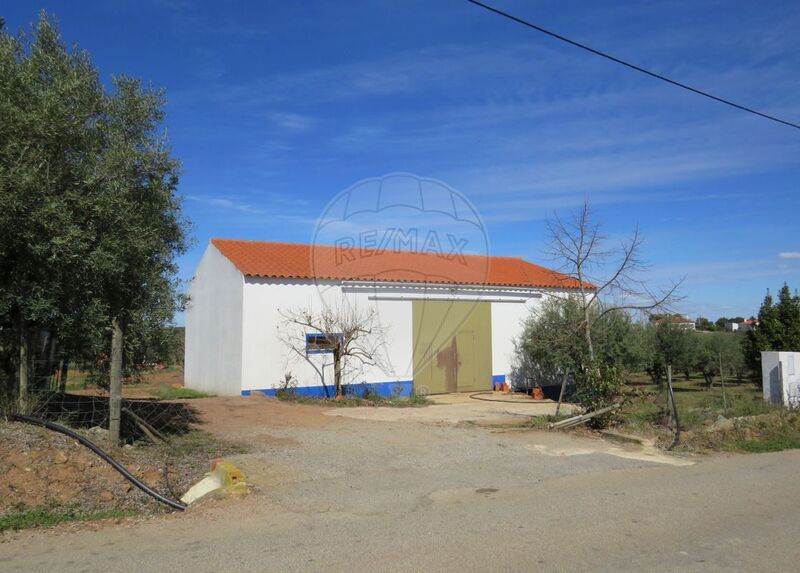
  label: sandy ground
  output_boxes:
[328,391,578,425]
[2,394,798,572]
[0,424,155,513]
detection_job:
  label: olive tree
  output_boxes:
[0,14,105,407]
[546,199,683,365]
[513,295,645,381]
[93,76,188,442]
[0,16,189,446]
[693,331,745,387]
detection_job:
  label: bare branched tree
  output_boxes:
[546,198,683,364]
[279,302,387,397]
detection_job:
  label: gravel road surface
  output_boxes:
[2,397,798,572]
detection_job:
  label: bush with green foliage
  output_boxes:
[512,295,645,387]
[573,363,625,428]
[641,322,694,385]
[694,317,716,331]
[0,14,189,399]
[692,331,745,386]
[512,296,643,428]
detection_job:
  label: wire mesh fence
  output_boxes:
[18,391,201,443]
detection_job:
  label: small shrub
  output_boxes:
[727,394,777,417]
[360,382,379,401]
[404,392,431,407]
[275,387,296,400]
[678,408,708,430]
[274,372,297,399]
[574,364,625,428]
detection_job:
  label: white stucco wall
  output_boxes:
[240,279,416,394]
[491,297,536,379]
[239,279,547,394]
[490,290,572,384]
[184,245,244,395]
[761,351,800,407]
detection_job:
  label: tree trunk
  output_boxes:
[333,348,342,397]
[108,318,124,447]
[18,317,29,413]
[584,309,595,365]
[58,358,69,393]
[46,334,58,390]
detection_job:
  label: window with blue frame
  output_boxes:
[305,332,342,354]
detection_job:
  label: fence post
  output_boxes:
[58,359,68,393]
[18,319,29,413]
[109,318,124,447]
[555,370,569,417]
[666,364,681,448]
[718,352,728,412]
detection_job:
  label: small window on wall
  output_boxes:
[305,333,341,354]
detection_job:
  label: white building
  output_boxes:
[725,319,757,333]
[761,351,800,408]
[185,239,585,397]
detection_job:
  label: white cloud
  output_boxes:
[779,252,800,259]
[269,112,317,132]
[185,194,317,226]
[186,194,264,214]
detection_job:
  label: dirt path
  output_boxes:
[3,395,798,572]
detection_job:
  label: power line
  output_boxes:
[466,0,800,131]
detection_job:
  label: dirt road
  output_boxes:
[2,396,798,572]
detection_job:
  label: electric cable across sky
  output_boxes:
[466,0,800,131]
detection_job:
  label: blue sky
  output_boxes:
[5,0,800,320]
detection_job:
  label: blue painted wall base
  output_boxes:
[243,380,413,398]
[242,375,506,398]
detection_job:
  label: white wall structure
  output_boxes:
[761,351,800,408]
[184,245,244,395]
[185,239,586,397]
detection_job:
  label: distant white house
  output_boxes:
[725,319,757,333]
[184,239,588,397]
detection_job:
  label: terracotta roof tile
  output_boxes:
[211,238,590,290]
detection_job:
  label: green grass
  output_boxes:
[0,504,138,532]
[734,433,800,453]
[153,385,213,400]
[618,374,800,453]
[64,378,89,392]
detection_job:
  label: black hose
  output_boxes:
[469,391,538,403]
[470,391,504,402]
[10,414,186,511]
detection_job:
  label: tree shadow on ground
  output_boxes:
[30,392,201,442]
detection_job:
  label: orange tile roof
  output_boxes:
[211,238,590,290]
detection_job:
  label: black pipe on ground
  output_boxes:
[9,413,186,511]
